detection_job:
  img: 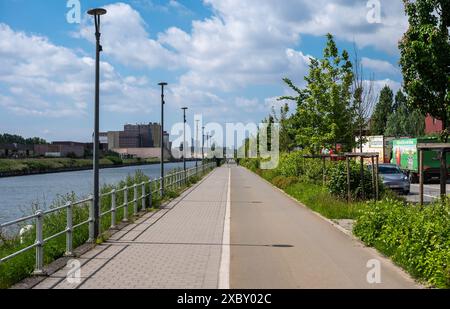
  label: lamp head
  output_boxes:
[87,8,107,16]
[158,82,168,87]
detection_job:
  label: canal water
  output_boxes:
[0,161,196,224]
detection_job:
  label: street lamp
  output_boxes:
[182,107,188,182]
[158,82,168,197]
[87,7,107,241]
[195,119,200,168]
[202,126,205,163]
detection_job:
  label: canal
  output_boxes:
[0,161,197,224]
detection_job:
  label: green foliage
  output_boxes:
[399,0,450,139]
[0,133,47,145]
[371,85,394,135]
[255,168,363,220]
[280,33,355,152]
[272,176,298,190]
[327,160,384,200]
[354,198,450,288]
[385,90,426,137]
[105,156,123,166]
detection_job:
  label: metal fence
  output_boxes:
[0,162,216,274]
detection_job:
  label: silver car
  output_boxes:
[377,164,410,195]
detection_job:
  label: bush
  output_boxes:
[327,160,383,200]
[354,199,450,288]
[105,156,123,166]
[272,176,299,190]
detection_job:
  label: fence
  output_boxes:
[0,162,216,275]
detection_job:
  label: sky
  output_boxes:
[0,0,407,145]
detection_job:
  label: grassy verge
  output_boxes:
[0,157,160,175]
[255,169,364,220]
[0,167,211,289]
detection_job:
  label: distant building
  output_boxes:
[104,123,168,150]
[0,144,34,158]
[425,115,443,134]
[34,142,85,158]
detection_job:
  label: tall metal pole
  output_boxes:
[182,108,188,178]
[195,120,199,168]
[159,82,168,197]
[202,126,205,163]
[88,8,107,240]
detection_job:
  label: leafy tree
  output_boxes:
[399,0,450,140]
[280,33,354,153]
[385,90,426,137]
[370,85,394,135]
[0,133,47,145]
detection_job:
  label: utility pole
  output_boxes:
[182,107,188,182]
[195,119,200,168]
[158,82,168,197]
[87,7,107,240]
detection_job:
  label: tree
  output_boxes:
[280,33,354,153]
[385,90,426,137]
[352,44,377,151]
[352,45,378,200]
[399,0,450,140]
[370,85,394,135]
[0,133,47,145]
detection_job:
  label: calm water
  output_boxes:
[0,161,196,224]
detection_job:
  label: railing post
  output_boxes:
[111,189,117,229]
[133,184,138,216]
[33,210,45,275]
[149,180,153,209]
[65,202,74,257]
[142,182,146,211]
[88,196,95,242]
[160,176,163,198]
[123,187,129,222]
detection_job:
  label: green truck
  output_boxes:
[391,138,450,183]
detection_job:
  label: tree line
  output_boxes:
[0,133,47,145]
[261,0,449,154]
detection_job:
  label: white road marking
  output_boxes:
[219,167,231,289]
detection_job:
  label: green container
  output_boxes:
[391,137,450,180]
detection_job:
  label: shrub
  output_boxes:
[105,156,123,166]
[272,176,299,190]
[354,198,450,288]
[327,160,383,200]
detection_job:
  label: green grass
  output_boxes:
[283,182,364,219]
[0,167,213,289]
[254,169,364,220]
[0,157,165,175]
[0,158,114,173]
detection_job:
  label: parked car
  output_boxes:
[376,164,411,195]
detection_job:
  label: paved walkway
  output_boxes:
[230,166,420,289]
[33,165,420,289]
[34,167,229,289]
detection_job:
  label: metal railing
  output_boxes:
[0,162,216,274]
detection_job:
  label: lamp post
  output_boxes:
[159,82,168,197]
[202,126,205,163]
[195,120,200,168]
[182,107,188,182]
[87,7,107,240]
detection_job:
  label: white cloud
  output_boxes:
[361,57,399,75]
[77,3,180,70]
[0,23,157,118]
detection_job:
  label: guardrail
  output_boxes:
[0,162,216,275]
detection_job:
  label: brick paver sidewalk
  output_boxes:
[33,167,229,289]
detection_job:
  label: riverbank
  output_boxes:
[0,158,161,178]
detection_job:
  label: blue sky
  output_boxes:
[0,0,406,144]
